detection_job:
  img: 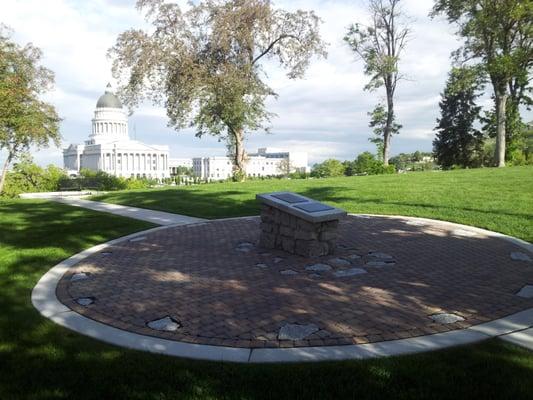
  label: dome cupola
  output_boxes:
[96,83,122,109]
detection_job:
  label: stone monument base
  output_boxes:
[258,204,339,257]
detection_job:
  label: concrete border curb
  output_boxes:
[32,215,533,363]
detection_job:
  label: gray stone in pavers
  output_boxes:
[333,268,367,277]
[347,254,362,260]
[328,258,351,267]
[101,252,112,256]
[516,285,533,298]
[366,260,396,267]
[76,297,94,306]
[430,313,465,324]
[305,263,332,272]
[236,242,255,252]
[256,263,269,269]
[273,257,284,264]
[278,323,319,340]
[70,273,89,282]
[368,251,394,259]
[147,316,181,332]
[260,252,272,257]
[309,273,322,279]
[511,252,532,262]
[129,236,147,242]
[280,269,298,275]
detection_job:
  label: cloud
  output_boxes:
[1,0,531,167]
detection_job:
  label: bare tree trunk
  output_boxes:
[0,153,13,195]
[383,90,394,166]
[233,128,246,181]
[495,92,507,167]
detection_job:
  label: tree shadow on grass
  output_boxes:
[1,200,533,399]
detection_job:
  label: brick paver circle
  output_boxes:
[56,216,533,348]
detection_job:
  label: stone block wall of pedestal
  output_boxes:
[258,204,339,257]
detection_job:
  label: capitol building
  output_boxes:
[63,84,170,180]
[64,84,309,181]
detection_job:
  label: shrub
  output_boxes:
[2,155,67,197]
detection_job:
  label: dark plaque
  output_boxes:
[294,202,334,213]
[272,193,308,204]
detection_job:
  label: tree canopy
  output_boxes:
[432,0,533,167]
[109,0,327,180]
[0,25,61,194]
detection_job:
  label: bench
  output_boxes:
[256,192,347,257]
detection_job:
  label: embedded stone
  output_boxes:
[273,257,284,264]
[71,272,89,282]
[511,252,532,262]
[309,273,322,279]
[328,258,351,267]
[333,268,367,277]
[430,313,465,324]
[516,285,533,298]
[236,242,255,252]
[76,297,94,306]
[147,316,180,332]
[366,260,396,267]
[256,263,269,269]
[129,236,146,242]
[280,269,298,275]
[305,263,332,272]
[368,251,394,260]
[101,252,112,256]
[278,323,319,340]
[347,254,362,260]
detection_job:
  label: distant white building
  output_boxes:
[169,158,193,176]
[192,148,309,180]
[63,84,170,180]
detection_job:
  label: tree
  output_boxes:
[352,151,394,174]
[344,0,411,165]
[2,153,67,197]
[432,0,533,167]
[433,67,484,169]
[277,158,293,177]
[311,159,345,178]
[109,0,327,181]
[368,103,402,161]
[0,25,61,194]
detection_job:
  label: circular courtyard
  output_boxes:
[56,215,533,349]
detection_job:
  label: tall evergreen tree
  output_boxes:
[433,67,484,169]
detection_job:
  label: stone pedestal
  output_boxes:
[259,204,340,257]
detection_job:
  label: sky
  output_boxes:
[2,0,530,167]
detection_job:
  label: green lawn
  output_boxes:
[93,166,533,242]
[2,168,533,399]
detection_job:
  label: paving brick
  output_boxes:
[56,216,533,348]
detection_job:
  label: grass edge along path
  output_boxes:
[0,199,533,399]
[92,166,533,243]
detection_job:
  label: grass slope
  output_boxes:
[93,166,533,242]
[1,199,533,399]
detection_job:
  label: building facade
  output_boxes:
[192,148,309,180]
[63,84,170,180]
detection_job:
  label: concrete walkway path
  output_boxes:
[54,198,205,226]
